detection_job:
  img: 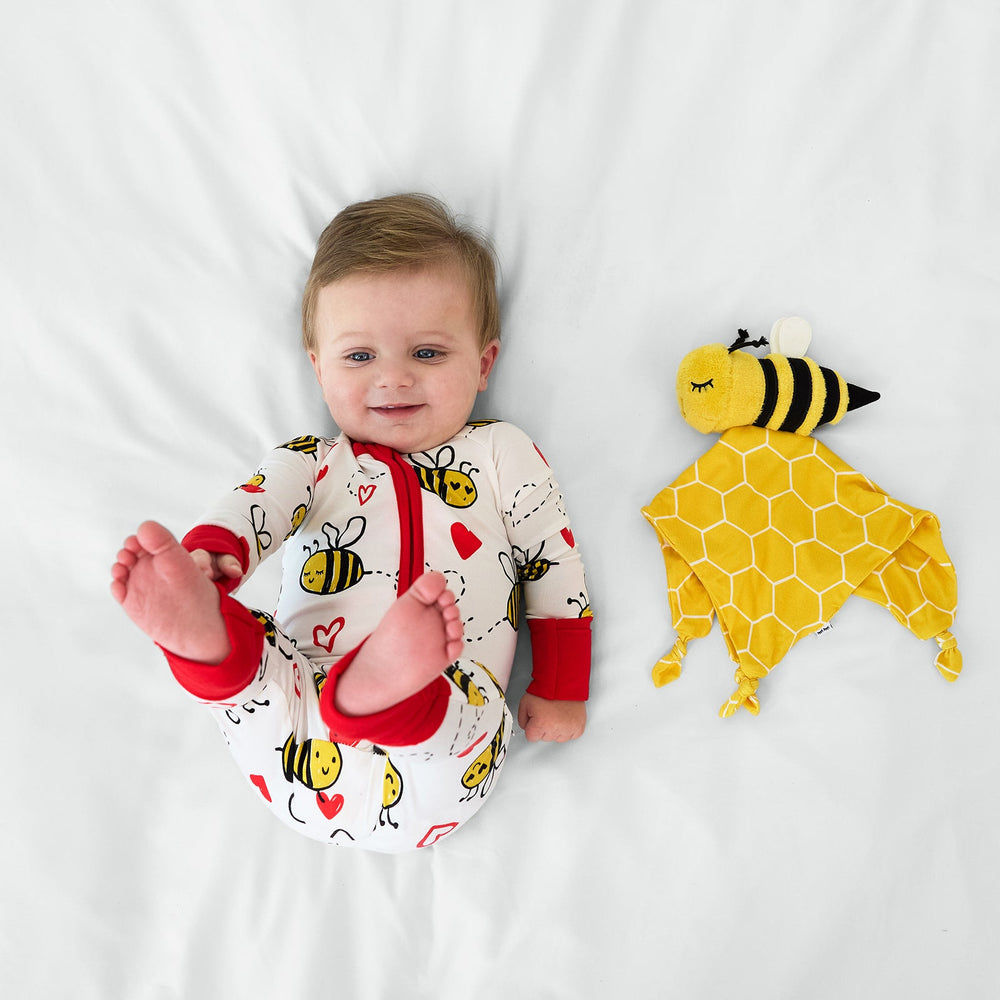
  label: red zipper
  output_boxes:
[352,443,425,594]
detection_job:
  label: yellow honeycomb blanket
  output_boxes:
[642,425,961,716]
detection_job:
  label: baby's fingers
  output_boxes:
[216,554,243,578]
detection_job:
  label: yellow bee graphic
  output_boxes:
[499,551,522,630]
[514,543,557,582]
[284,485,314,540]
[677,323,880,436]
[279,732,342,791]
[466,419,498,427]
[239,471,266,493]
[300,517,366,595]
[460,715,506,801]
[252,610,278,646]
[567,592,593,619]
[374,748,404,828]
[410,446,479,508]
[281,435,321,455]
[445,663,488,706]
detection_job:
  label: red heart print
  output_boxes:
[417,822,459,848]
[358,484,376,505]
[451,522,482,559]
[317,466,328,482]
[313,618,346,652]
[250,774,271,802]
[317,791,344,819]
[457,730,491,758]
[561,527,575,548]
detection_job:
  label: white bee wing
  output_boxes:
[770,316,812,358]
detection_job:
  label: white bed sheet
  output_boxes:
[4,2,998,997]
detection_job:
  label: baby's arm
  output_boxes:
[493,424,592,743]
[183,436,335,587]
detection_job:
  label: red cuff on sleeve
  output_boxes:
[319,641,452,747]
[160,587,265,701]
[526,617,592,701]
[181,526,250,595]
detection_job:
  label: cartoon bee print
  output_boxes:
[567,592,593,619]
[299,517,366,595]
[284,485,314,540]
[676,323,880,436]
[460,715,506,802]
[410,446,479,508]
[514,542,557,582]
[279,732,342,791]
[499,551,522,630]
[373,748,404,828]
[239,471,266,493]
[252,610,278,646]
[445,663,488,706]
[281,435,321,456]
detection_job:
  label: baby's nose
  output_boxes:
[375,360,415,387]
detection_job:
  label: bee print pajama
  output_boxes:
[163,421,592,852]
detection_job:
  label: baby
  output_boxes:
[111,194,592,851]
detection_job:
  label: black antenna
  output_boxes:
[728,328,769,353]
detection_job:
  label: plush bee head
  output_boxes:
[677,318,880,436]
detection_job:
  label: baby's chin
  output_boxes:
[346,417,471,455]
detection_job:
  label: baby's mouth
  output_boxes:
[373,403,423,415]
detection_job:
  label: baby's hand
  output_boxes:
[517,693,586,743]
[189,548,243,585]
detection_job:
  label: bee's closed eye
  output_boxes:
[690,379,714,392]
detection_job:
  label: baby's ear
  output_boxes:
[308,350,323,383]
[479,340,500,389]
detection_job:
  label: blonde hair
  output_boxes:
[302,193,500,352]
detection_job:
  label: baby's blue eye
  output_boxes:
[414,349,440,360]
[347,352,373,363]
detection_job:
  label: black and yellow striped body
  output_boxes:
[280,733,342,790]
[280,435,321,455]
[754,355,849,434]
[445,663,487,705]
[413,466,478,508]
[300,548,364,594]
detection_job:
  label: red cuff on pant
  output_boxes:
[319,642,452,747]
[160,586,265,701]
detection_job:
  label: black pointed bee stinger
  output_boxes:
[846,384,881,411]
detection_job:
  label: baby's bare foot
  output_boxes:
[334,571,464,717]
[111,521,231,664]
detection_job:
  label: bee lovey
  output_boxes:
[643,317,962,717]
[676,318,880,435]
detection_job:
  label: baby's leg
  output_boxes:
[110,521,231,664]
[333,572,464,718]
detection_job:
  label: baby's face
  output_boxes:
[309,261,499,454]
